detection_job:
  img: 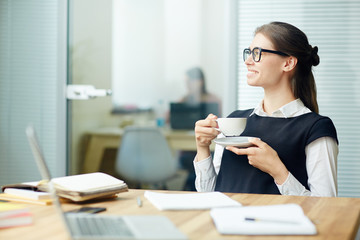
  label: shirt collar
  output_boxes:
[250,99,309,118]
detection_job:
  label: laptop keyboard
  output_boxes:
[66,214,134,238]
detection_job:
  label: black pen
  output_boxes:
[244,217,299,224]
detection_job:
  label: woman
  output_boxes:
[193,22,338,196]
[180,67,221,114]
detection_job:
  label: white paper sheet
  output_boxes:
[144,191,241,210]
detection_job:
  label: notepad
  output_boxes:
[144,191,241,210]
[4,188,51,200]
[210,204,317,235]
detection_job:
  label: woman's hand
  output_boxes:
[195,114,219,147]
[194,114,220,161]
[226,138,289,184]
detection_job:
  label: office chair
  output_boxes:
[115,126,178,189]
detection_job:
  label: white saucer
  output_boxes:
[214,136,254,148]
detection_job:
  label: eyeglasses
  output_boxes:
[243,47,289,62]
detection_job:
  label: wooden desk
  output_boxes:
[83,127,214,173]
[1,189,359,240]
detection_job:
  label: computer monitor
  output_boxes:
[170,102,219,130]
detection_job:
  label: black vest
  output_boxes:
[214,109,338,194]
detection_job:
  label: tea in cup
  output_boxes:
[216,117,247,137]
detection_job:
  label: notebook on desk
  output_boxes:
[210,204,317,235]
[25,125,187,240]
[170,102,219,130]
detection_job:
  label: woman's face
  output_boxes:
[245,33,288,90]
[186,77,202,95]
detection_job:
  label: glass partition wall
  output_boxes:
[68,0,234,185]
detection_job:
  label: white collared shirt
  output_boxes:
[194,99,338,197]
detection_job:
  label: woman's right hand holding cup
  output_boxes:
[195,114,220,161]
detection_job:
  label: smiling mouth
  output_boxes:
[247,70,258,76]
[246,69,258,79]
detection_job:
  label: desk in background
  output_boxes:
[83,127,215,173]
[0,189,359,240]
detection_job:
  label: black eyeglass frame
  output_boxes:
[243,47,289,62]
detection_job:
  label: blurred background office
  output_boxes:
[1,0,360,197]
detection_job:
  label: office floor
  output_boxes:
[98,149,189,191]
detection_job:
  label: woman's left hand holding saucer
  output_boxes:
[226,137,289,184]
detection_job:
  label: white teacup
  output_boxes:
[216,117,247,137]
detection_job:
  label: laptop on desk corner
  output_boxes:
[25,125,187,240]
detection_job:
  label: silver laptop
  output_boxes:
[26,125,187,240]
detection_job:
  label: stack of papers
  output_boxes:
[210,204,317,235]
[144,191,241,210]
[1,172,128,202]
[0,181,53,205]
[47,172,128,202]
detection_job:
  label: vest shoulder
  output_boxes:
[227,109,254,118]
[301,112,335,126]
[307,113,338,144]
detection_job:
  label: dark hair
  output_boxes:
[186,67,207,94]
[255,22,319,113]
